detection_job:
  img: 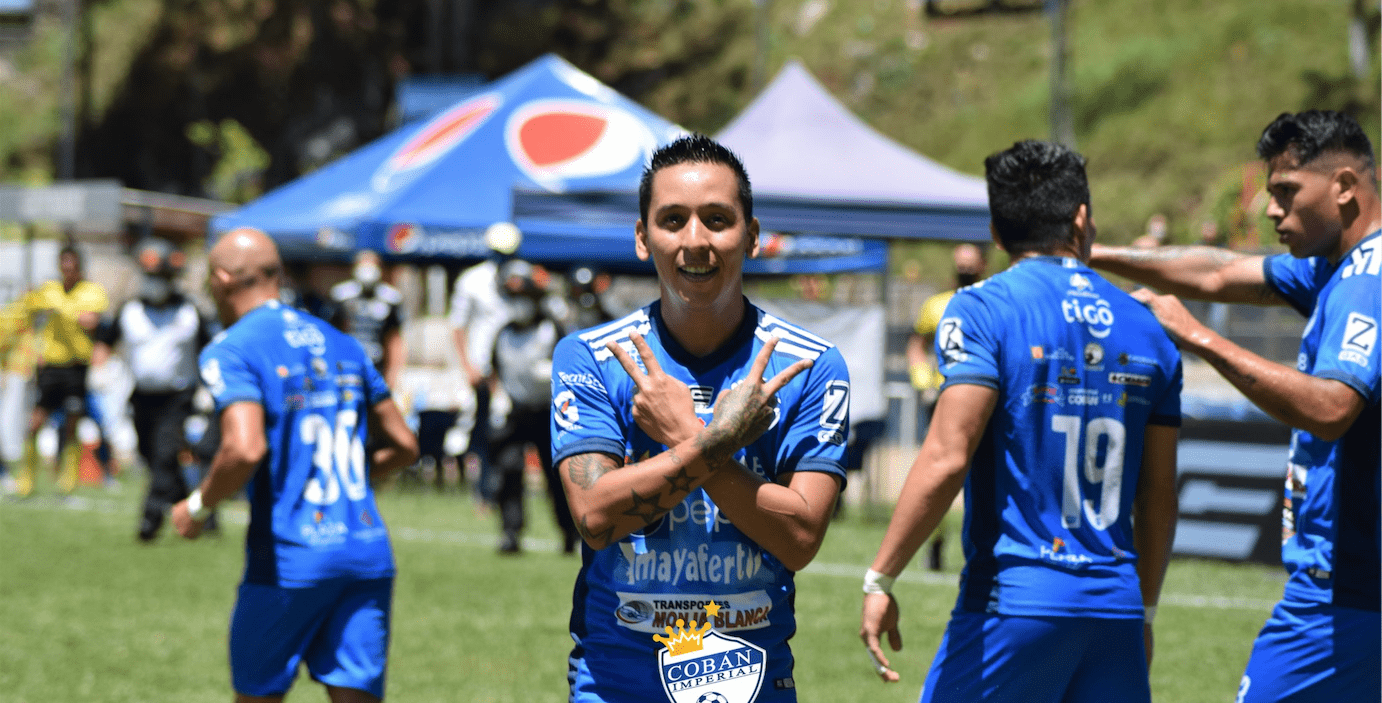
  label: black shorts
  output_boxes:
[36,365,89,417]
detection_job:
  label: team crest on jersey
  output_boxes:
[938,317,967,365]
[653,604,766,703]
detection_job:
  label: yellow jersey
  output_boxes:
[20,280,108,366]
[910,289,956,390]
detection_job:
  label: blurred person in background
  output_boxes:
[449,222,523,510]
[861,140,1181,701]
[1091,109,1380,703]
[0,297,39,493]
[281,258,336,321]
[903,242,987,570]
[330,250,405,389]
[488,258,577,554]
[3,245,108,497]
[1132,213,1169,249]
[172,227,418,703]
[93,237,216,541]
[565,264,615,332]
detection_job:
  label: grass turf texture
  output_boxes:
[2,481,1283,702]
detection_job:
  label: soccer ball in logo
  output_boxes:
[696,693,729,703]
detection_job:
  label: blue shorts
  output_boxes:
[920,611,1149,703]
[1236,600,1381,702]
[230,577,393,698]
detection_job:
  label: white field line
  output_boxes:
[5,495,1280,612]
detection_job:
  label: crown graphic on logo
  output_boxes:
[653,618,713,657]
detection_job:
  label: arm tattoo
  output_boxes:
[621,490,668,522]
[567,453,616,490]
[664,465,695,492]
[1204,353,1260,390]
[578,515,615,549]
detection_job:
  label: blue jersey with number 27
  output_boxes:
[938,257,1182,619]
[1263,230,1381,612]
[199,300,395,587]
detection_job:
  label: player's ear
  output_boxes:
[1332,165,1360,208]
[1071,203,1094,253]
[635,219,650,262]
[746,217,760,258]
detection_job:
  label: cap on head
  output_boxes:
[485,222,523,256]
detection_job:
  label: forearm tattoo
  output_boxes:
[578,514,615,548]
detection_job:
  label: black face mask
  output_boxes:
[140,275,175,306]
[956,273,980,288]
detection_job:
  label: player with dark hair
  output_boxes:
[860,140,1182,703]
[171,227,418,703]
[1091,109,1381,702]
[554,134,851,702]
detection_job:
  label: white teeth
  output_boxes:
[682,266,713,274]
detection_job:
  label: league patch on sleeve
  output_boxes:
[201,357,225,398]
[1339,312,1377,367]
[939,317,968,365]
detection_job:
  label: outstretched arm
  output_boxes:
[1133,424,1179,667]
[1089,244,1284,305]
[1133,289,1365,439]
[859,383,999,682]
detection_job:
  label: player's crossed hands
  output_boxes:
[606,330,813,457]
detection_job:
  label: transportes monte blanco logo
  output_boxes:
[505,99,657,191]
[372,93,502,192]
[652,603,766,703]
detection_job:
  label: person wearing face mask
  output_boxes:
[93,237,216,540]
[903,242,987,571]
[488,259,578,554]
[330,250,405,389]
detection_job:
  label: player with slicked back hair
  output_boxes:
[861,140,1182,703]
[555,134,851,702]
[1092,109,1381,702]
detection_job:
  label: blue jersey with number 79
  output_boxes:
[199,299,395,587]
[937,256,1182,618]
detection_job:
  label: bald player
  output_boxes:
[172,228,418,703]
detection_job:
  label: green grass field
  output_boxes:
[1,477,1284,702]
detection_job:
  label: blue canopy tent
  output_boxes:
[210,54,887,274]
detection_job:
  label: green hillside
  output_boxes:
[1,0,1377,256]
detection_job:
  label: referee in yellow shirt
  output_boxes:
[11,246,108,496]
[903,243,986,570]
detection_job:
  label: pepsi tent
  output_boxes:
[210,54,886,274]
[716,60,991,242]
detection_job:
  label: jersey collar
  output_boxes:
[649,297,761,373]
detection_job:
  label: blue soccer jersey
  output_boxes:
[1262,230,1381,611]
[199,300,395,587]
[937,256,1182,618]
[552,299,849,703]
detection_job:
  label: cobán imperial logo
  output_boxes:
[653,603,766,703]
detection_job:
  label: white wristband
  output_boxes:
[187,489,213,522]
[862,569,896,595]
[1143,605,1157,624]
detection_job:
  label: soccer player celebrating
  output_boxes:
[170,227,418,703]
[552,135,851,703]
[859,140,1182,703]
[1090,110,1381,701]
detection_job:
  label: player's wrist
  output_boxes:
[862,568,896,595]
[186,488,214,522]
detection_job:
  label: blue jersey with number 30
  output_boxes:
[1263,230,1381,612]
[552,299,849,703]
[199,300,395,587]
[938,257,1182,618]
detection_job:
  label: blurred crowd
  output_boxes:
[0,222,615,552]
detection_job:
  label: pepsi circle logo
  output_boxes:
[373,93,502,192]
[506,99,657,190]
[385,223,421,254]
